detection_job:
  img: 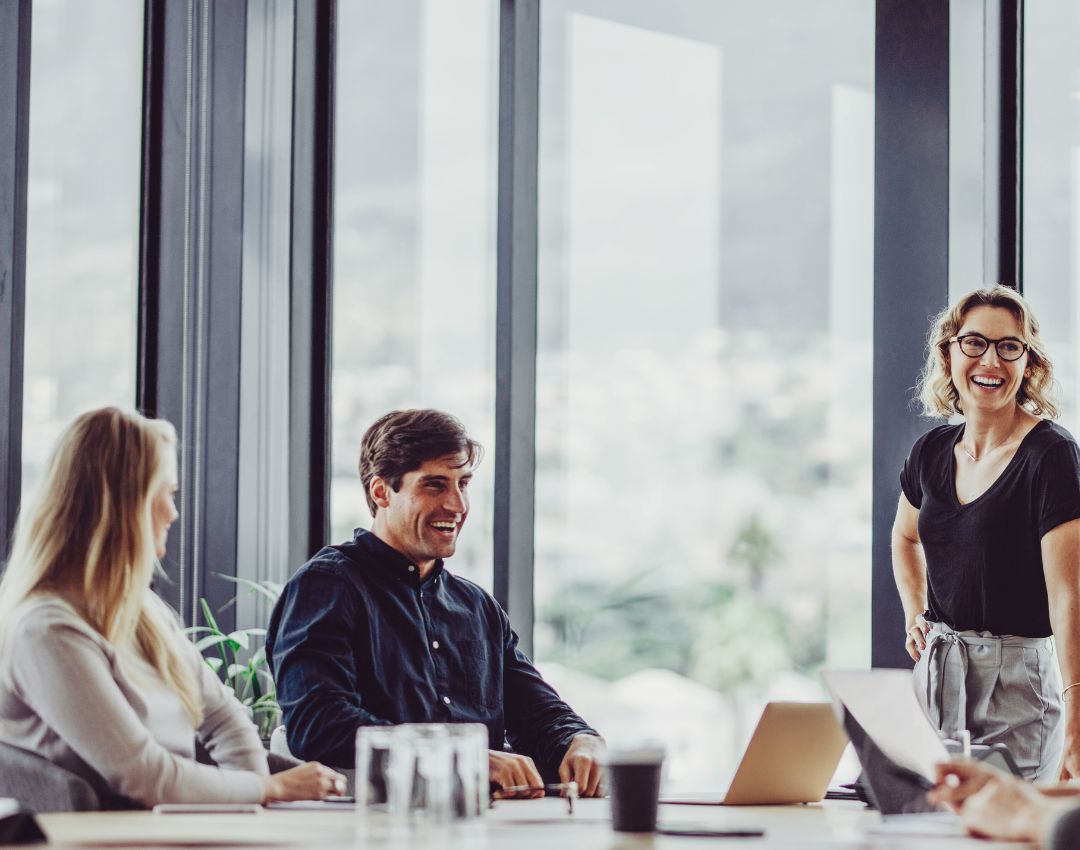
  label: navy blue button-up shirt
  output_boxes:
[266,529,598,775]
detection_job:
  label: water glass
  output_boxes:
[447,723,489,819]
[391,724,452,828]
[355,722,488,838]
[356,726,397,810]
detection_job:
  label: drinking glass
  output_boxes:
[392,724,452,829]
[447,723,489,819]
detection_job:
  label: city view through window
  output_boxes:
[330,0,874,790]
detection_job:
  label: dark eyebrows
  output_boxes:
[418,472,473,484]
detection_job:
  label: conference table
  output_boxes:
[18,797,1032,849]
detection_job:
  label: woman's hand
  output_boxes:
[905,613,930,662]
[1058,719,1080,781]
[261,761,348,803]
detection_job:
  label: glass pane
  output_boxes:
[22,0,143,501]
[534,1,874,790]
[331,0,498,589]
[1022,1,1080,432]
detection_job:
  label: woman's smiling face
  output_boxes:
[949,305,1029,417]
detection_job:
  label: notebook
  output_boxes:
[660,702,848,806]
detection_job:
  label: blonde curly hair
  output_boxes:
[916,285,1059,419]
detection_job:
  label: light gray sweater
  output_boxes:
[0,596,267,806]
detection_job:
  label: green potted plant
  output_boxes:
[186,577,283,741]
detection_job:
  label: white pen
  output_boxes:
[958,729,972,760]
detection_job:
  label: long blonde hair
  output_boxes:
[0,407,203,725]
[916,285,1059,419]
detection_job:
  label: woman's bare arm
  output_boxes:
[892,493,929,661]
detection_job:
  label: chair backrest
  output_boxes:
[0,742,101,812]
[269,725,293,759]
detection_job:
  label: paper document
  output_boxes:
[822,669,949,780]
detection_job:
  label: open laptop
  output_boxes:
[821,668,1019,836]
[660,702,848,806]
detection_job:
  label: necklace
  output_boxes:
[962,426,1018,462]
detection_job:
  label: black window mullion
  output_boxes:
[0,0,31,563]
[984,0,1024,291]
[138,0,247,630]
[872,0,951,668]
[289,0,335,567]
[494,0,540,656]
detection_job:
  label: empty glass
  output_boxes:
[447,723,489,819]
[356,726,397,814]
[391,724,452,829]
[355,722,489,838]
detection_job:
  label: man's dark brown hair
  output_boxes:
[359,409,483,516]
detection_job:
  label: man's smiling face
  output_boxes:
[370,453,472,571]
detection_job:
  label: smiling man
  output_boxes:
[266,409,604,796]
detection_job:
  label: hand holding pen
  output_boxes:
[492,781,579,813]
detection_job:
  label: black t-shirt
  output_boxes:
[899,419,1080,637]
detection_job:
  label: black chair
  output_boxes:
[0,742,102,813]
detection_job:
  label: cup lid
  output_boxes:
[602,746,666,765]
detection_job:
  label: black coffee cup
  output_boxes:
[605,748,665,832]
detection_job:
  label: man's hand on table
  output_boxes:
[558,734,605,798]
[489,751,545,798]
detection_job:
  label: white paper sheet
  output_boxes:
[822,668,949,780]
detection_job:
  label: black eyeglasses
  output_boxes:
[948,333,1029,362]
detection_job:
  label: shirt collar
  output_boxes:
[353,527,446,587]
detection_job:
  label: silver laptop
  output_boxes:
[660,702,848,806]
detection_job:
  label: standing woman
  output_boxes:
[0,407,345,806]
[893,285,1080,781]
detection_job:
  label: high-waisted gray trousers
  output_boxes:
[913,620,1063,781]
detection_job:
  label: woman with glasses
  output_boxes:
[892,285,1080,782]
[0,407,347,807]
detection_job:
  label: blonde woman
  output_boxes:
[0,407,345,807]
[892,285,1080,781]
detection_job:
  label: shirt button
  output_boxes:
[432,640,440,649]
[442,696,451,705]
[408,565,416,573]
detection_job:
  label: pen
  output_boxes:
[495,781,579,813]
[498,782,578,794]
[957,729,972,759]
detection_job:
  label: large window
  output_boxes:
[331,0,499,588]
[533,1,874,790]
[21,0,143,500]
[1023,0,1080,432]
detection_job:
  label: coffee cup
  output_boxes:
[604,746,665,832]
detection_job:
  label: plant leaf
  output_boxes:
[200,598,220,633]
[214,574,283,604]
[226,663,248,679]
[195,634,230,652]
[225,631,250,651]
